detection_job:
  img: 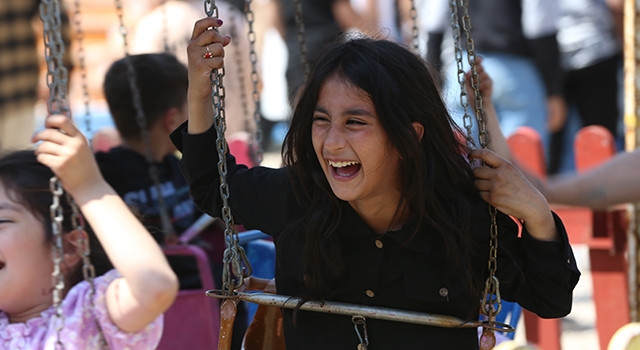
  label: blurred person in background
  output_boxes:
[0,0,71,151]
[425,0,565,160]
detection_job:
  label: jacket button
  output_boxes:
[365,290,375,298]
[439,287,449,298]
[375,240,383,249]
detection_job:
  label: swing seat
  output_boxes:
[158,245,220,350]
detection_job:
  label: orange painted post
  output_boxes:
[507,126,562,350]
[574,126,630,350]
[509,125,630,350]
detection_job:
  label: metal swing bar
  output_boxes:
[206,290,515,332]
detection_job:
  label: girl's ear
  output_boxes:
[61,229,88,271]
[412,122,425,141]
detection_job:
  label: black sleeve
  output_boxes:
[496,211,580,318]
[527,34,563,96]
[170,121,292,236]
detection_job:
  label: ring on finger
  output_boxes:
[203,45,213,59]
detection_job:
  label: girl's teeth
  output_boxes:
[330,161,359,167]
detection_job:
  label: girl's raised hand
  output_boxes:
[468,148,558,241]
[186,17,231,134]
[187,17,231,100]
[32,115,104,197]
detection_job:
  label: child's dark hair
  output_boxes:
[0,150,112,286]
[103,53,188,140]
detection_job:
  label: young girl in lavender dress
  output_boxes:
[0,115,179,349]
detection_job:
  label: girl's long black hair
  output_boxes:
[282,38,483,307]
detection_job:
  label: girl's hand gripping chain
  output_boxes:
[32,115,178,333]
[186,17,231,135]
[468,148,558,241]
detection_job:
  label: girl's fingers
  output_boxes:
[32,128,69,145]
[43,114,80,137]
[468,148,505,169]
[190,17,223,41]
[474,178,492,192]
[472,165,493,180]
[35,139,67,156]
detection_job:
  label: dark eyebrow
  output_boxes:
[314,106,374,117]
[315,106,329,114]
[344,108,373,117]
[0,202,21,212]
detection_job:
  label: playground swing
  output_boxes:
[200,1,515,350]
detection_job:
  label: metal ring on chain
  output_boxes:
[203,44,213,59]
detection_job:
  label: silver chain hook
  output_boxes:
[204,0,251,294]
[114,0,177,244]
[352,316,369,350]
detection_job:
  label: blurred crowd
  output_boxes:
[0,0,624,176]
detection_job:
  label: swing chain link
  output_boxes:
[40,0,70,117]
[115,0,177,244]
[293,0,310,83]
[352,316,369,350]
[245,0,264,164]
[205,0,252,295]
[72,0,92,142]
[459,0,488,148]
[160,0,172,53]
[409,0,419,53]
[451,0,502,331]
[448,0,473,144]
[40,2,71,347]
[67,194,109,348]
[49,178,66,349]
[228,15,251,137]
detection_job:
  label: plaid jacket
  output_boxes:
[0,0,71,113]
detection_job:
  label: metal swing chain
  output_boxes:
[227,15,251,133]
[459,0,488,148]
[49,180,66,349]
[41,2,108,346]
[68,194,109,348]
[73,0,92,142]
[409,0,420,53]
[114,0,177,244]
[448,0,473,144]
[455,0,503,332]
[293,0,310,83]
[244,0,264,164]
[159,0,172,53]
[204,0,252,294]
[41,0,70,118]
[39,1,69,347]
